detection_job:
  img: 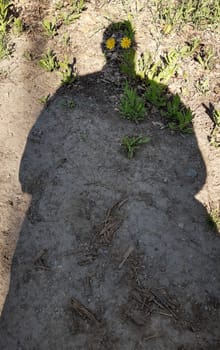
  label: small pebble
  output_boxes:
[187,168,198,178]
[178,223,184,229]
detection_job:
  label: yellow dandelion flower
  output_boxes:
[106,37,115,50]
[121,36,131,49]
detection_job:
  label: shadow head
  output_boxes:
[101,20,137,78]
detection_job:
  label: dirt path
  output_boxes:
[0,1,220,349]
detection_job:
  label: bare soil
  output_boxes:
[0,1,220,349]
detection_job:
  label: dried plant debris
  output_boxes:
[207,201,220,232]
[123,286,179,325]
[118,245,134,269]
[98,199,127,244]
[70,297,100,325]
[77,250,98,266]
[149,288,179,319]
[33,248,50,270]
[143,333,162,342]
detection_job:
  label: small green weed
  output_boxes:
[120,48,136,78]
[37,94,50,105]
[145,80,167,108]
[42,18,57,37]
[213,109,220,127]
[62,33,70,47]
[121,135,150,159]
[119,82,146,122]
[134,45,195,133]
[55,1,63,10]
[79,132,87,141]
[23,50,33,61]
[180,39,201,57]
[154,0,186,34]
[135,51,160,81]
[194,45,215,70]
[135,51,153,80]
[61,99,75,109]
[0,0,13,34]
[39,50,59,72]
[71,0,87,14]
[210,108,220,147]
[13,17,23,35]
[68,100,75,108]
[61,11,80,25]
[59,0,87,25]
[156,48,179,84]
[154,0,220,32]
[136,48,182,83]
[135,48,180,85]
[59,57,77,85]
[195,77,210,95]
[167,94,193,133]
[207,203,220,232]
[188,0,220,28]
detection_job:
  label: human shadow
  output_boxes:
[1,21,220,350]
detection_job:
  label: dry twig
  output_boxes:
[144,333,162,342]
[98,198,127,244]
[34,249,50,270]
[118,245,134,269]
[70,297,100,325]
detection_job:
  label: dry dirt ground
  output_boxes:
[0,1,220,349]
